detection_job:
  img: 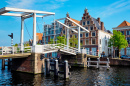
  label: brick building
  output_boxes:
[61,8,113,56]
[113,20,130,57]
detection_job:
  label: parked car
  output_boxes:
[120,55,130,59]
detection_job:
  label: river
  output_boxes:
[0,60,130,86]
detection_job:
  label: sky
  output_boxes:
[0,0,130,46]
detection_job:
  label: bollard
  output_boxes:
[54,60,59,77]
[107,58,109,70]
[45,59,50,76]
[97,58,99,69]
[2,59,5,70]
[88,58,90,68]
[64,60,69,79]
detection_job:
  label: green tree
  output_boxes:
[48,35,67,44]
[108,30,128,58]
[57,35,67,44]
[69,35,78,48]
[14,43,18,46]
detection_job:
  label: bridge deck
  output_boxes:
[0,53,31,59]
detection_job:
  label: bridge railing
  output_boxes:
[0,46,32,55]
[42,43,78,54]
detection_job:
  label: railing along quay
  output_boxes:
[87,58,110,69]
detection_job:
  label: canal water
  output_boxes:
[0,60,130,86]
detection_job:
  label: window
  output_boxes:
[121,31,124,35]
[90,27,93,30]
[105,35,106,39]
[86,39,89,45]
[86,48,89,54]
[105,40,107,46]
[126,37,130,44]
[75,34,77,38]
[69,24,71,26]
[100,39,101,44]
[92,32,95,36]
[80,34,83,37]
[70,35,72,38]
[87,21,90,25]
[63,30,65,34]
[86,27,88,30]
[84,17,85,19]
[92,39,96,44]
[81,40,83,45]
[126,31,130,35]
[86,33,89,37]
[83,22,85,25]
[80,29,83,31]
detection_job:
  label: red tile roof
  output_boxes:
[36,33,43,40]
[118,20,130,27]
[70,18,80,26]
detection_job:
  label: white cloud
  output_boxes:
[97,0,130,17]
[6,0,35,9]
[5,0,68,10]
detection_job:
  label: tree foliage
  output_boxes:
[69,35,78,48]
[108,30,128,58]
[108,30,128,49]
[48,35,67,44]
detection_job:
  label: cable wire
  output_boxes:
[24,22,32,39]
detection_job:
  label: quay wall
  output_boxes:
[61,53,87,67]
[11,53,45,74]
[100,58,130,66]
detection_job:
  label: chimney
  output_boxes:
[84,8,88,14]
[101,22,104,31]
[97,17,100,24]
[66,12,70,18]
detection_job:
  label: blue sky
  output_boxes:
[0,0,130,46]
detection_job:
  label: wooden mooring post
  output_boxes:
[45,59,70,79]
[2,59,5,70]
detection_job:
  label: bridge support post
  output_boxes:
[67,28,69,50]
[20,17,24,52]
[78,27,80,53]
[33,13,36,46]
[2,59,5,70]
[45,59,50,75]
[64,60,69,79]
[54,60,59,77]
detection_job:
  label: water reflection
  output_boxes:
[0,59,130,86]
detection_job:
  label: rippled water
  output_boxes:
[0,60,130,86]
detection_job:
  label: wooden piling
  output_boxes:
[2,59,5,70]
[54,60,59,77]
[97,58,99,69]
[45,59,50,75]
[64,60,69,79]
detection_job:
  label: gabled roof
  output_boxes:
[70,18,80,26]
[118,21,130,27]
[36,33,43,40]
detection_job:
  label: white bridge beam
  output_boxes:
[55,20,78,33]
